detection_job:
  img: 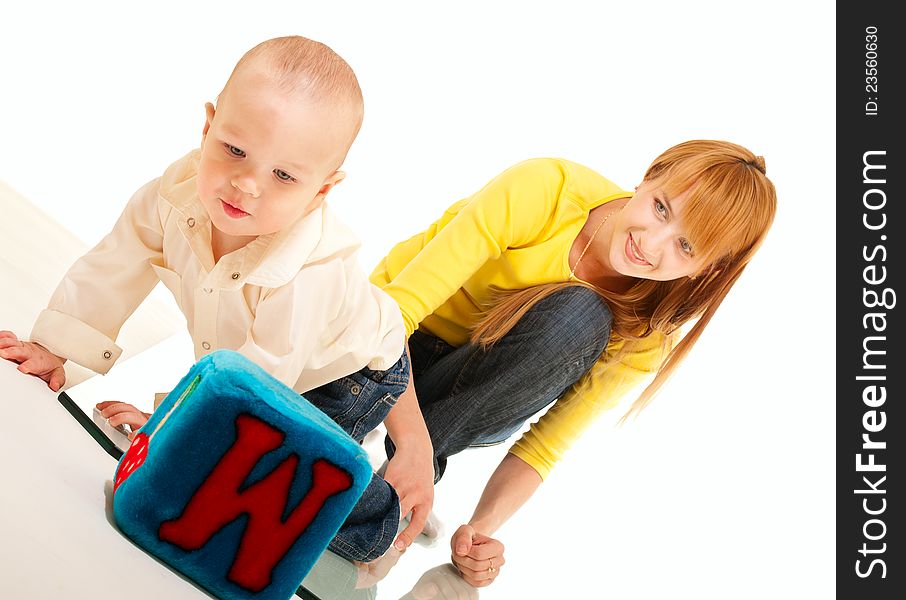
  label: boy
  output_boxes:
[0,36,433,563]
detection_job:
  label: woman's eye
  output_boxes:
[679,238,693,255]
[226,144,245,157]
[274,169,296,182]
[654,199,667,216]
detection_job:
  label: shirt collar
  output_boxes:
[158,149,361,289]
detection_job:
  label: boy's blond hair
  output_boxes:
[222,36,365,139]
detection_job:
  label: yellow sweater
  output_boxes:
[370,158,667,479]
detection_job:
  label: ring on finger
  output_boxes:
[488,557,496,573]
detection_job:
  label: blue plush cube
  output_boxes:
[112,350,373,600]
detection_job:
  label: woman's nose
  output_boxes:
[642,229,673,261]
[646,224,683,259]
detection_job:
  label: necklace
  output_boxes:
[569,207,617,280]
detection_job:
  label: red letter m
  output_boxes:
[158,413,352,592]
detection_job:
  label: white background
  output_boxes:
[1,1,835,598]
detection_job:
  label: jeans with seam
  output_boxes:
[303,350,409,562]
[389,285,613,483]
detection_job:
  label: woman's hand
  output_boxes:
[96,400,151,439]
[0,331,66,391]
[450,524,505,588]
[384,433,435,549]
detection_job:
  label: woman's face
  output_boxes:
[606,179,707,281]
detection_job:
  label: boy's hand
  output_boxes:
[0,331,66,391]
[385,439,436,551]
[96,401,152,439]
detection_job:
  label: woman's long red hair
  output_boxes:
[471,140,777,420]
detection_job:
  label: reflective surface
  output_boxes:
[300,556,478,600]
[0,360,213,599]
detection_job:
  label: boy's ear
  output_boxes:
[201,102,216,145]
[304,170,346,212]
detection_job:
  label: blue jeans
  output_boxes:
[389,285,612,482]
[303,351,410,562]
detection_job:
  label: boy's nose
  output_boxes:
[230,172,260,198]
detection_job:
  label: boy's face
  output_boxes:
[196,68,353,241]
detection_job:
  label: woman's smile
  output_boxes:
[625,233,651,266]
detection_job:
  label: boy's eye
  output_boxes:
[226,144,245,157]
[274,169,296,182]
[654,198,667,217]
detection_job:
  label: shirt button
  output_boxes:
[203,287,213,293]
[186,218,196,227]
[103,351,112,359]
[231,272,240,280]
[202,342,211,350]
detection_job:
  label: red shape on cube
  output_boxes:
[114,432,149,493]
[158,413,353,592]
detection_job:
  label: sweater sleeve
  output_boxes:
[30,178,165,373]
[374,159,571,336]
[509,331,671,480]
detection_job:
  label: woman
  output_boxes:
[372,140,776,586]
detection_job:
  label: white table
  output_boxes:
[0,359,215,599]
[0,359,481,600]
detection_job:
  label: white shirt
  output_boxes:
[31,150,405,393]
